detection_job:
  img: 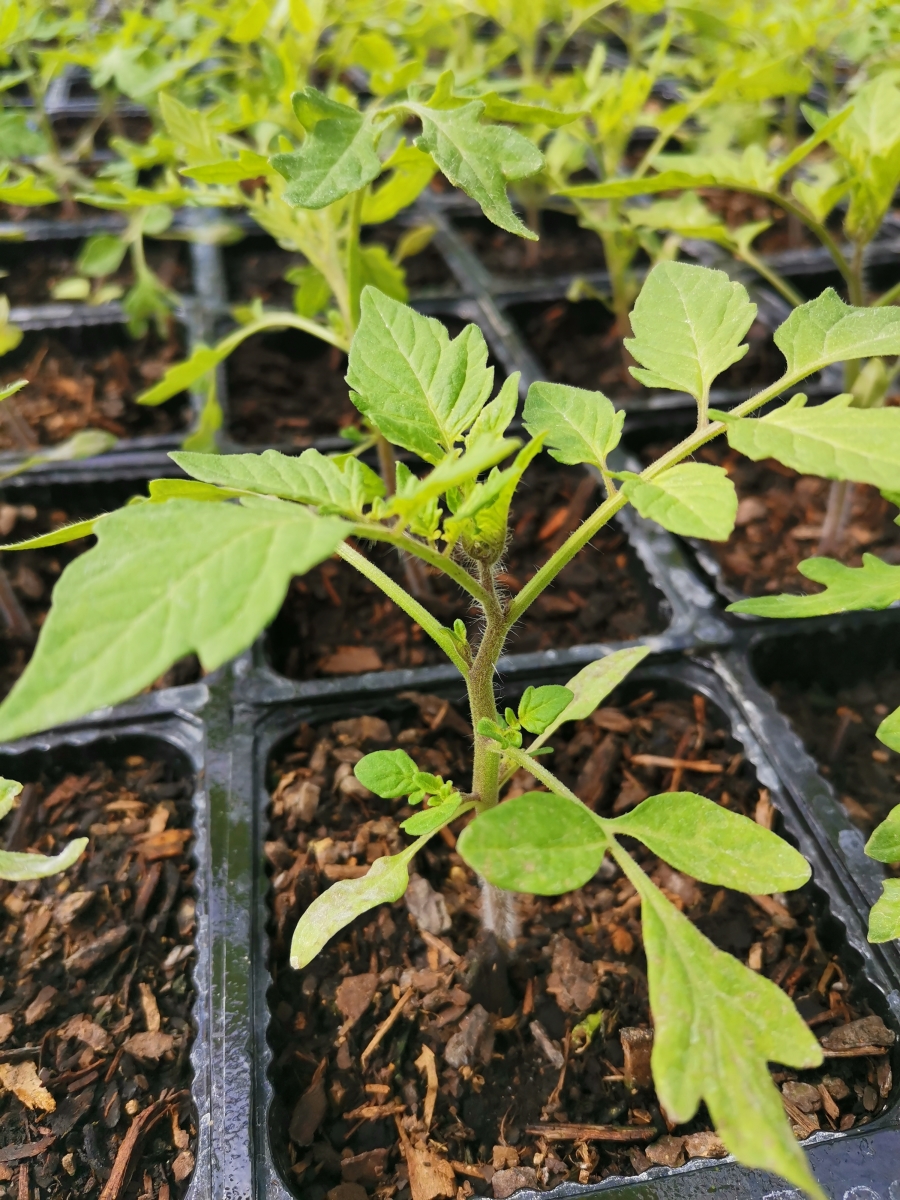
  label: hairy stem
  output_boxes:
[349,524,491,607]
[467,563,507,814]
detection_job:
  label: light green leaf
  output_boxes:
[172,448,384,516]
[619,464,738,541]
[877,706,900,754]
[359,244,407,303]
[458,793,607,893]
[138,345,221,406]
[412,100,543,240]
[0,380,26,404]
[627,863,824,1198]
[0,499,349,742]
[625,262,757,402]
[272,89,381,209]
[354,749,419,798]
[868,878,900,943]
[0,778,22,820]
[728,554,900,619]
[0,175,58,206]
[478,93,579,128]
[401,796,462,835]
[724,393,900,490]
[518,686,574,735]
[0,837,88,882]
[180,151,270,184]
[544,646,653,738]
[0,518,99,551]
[347,289,493,463]
[465,373,519,449]
[388,437,518,522]
[146,479,238,503]
[290,842,420,968]
[360,141,435,225]
[865,806,900,863]
[562,168,717,201]
[612,792,810,893]
[77,234,128,278]
[523,381,623,468]
[444,434,542,559]
[774,289,900,379]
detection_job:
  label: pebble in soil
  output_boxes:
[0,749,198,1198]
[634,436,900,599]
[0,327,191,449]
[267,465,665,680]
[266,686,893,1200]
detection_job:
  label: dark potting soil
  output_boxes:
[0,500,200,699]
[266,686,892,1200]
[0,326,191,449]
[509,297,784,400]
[0,749,197,1198]
[453,212,609,282]
[224,225,455,310]
[0,240,190,307]
[267,464,664,679]
[636,437,900,598]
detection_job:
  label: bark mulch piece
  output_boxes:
[0,242,190,308]
[637,438,900,599]
[453,212,609,282]
[0,748,198,1199]
[267,464,664,680]
[0,327,191,449]
[267,686,891,1200]
[0,499,200,700]
[509,297,783,399]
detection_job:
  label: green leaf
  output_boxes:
[543,646,653,738]
[458,793,607,893]
[0,499,349,742]
[724,393,900,490]
[360,141,435,224]
[0,518,99,551]
[146,479,238,503]
[612,792,810,893]
[618,464,738,540]
[138,345,220,406]
[0,175,58,206]
[865,806,900,863]
[728,554,900,619]
[443,434,542,558]
[478,93,580,128]
[412,100,543,240]
[272,89,381,209]
[562,168,717,201]
[523,381,623,468]
[347,289,493,463]
[627,864,824,1198]
[401,796,462,835]
[0,380,27,404]
[290,842,419,968]
[0,837,88,882]
[518,686,574,735]
[359,244,408,303]
[0,778,22,821]
[774,289,900,378]
[877,705,900,754]
[77,234,128,278]
[180,151,270,184]
[868,878,900,943]
[466,373,519,448]
[354,749,419,798]
[625,262,757,402]
[172,448,384,516]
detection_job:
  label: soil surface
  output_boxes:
[0,241,189,308]
[635,437,900,599]
[0,327,191,448]
[267,464,664,679]
[510,297,783,400]
[266,685,892,1200]
[0,499,200,699]
[454,212,609,282]
[0,747,197,1198]
[226,315,489,447]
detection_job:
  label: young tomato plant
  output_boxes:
[2,260,900,1188]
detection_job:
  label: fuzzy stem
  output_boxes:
[467,563,507,814]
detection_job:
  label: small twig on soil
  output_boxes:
[822,1045,889,1058]
[415,1045,439,1132]
[629,755,723,773]
[0,1135,55,1164]
[360,987,413,1070]
[98,1093,181,1200]
[524,1124,657,1142]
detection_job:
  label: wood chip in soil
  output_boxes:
[266,687,893,1199]
[268,464,664,680]
[0,750,198,1198]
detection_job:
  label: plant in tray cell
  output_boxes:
[4,260,900,1187]
[0,775,86,879]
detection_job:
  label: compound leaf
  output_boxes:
[626,263,757,402]
[290,842,420,968]
[272,88,382,208]
[724,393,900,490]
[413,100,543,239]
[458,793,607,893]
[518,685,574,735]
[774,289,900,378]
[619,464,737,540]
[523,381,623,468]
[612,792,810,893]
[728,554,900,618]
[865,806,900,863]
[0,499,349,742]
[868,878,900,943]
[354,749,419,798]
[347,288,493,462]
[0,836,88,882]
